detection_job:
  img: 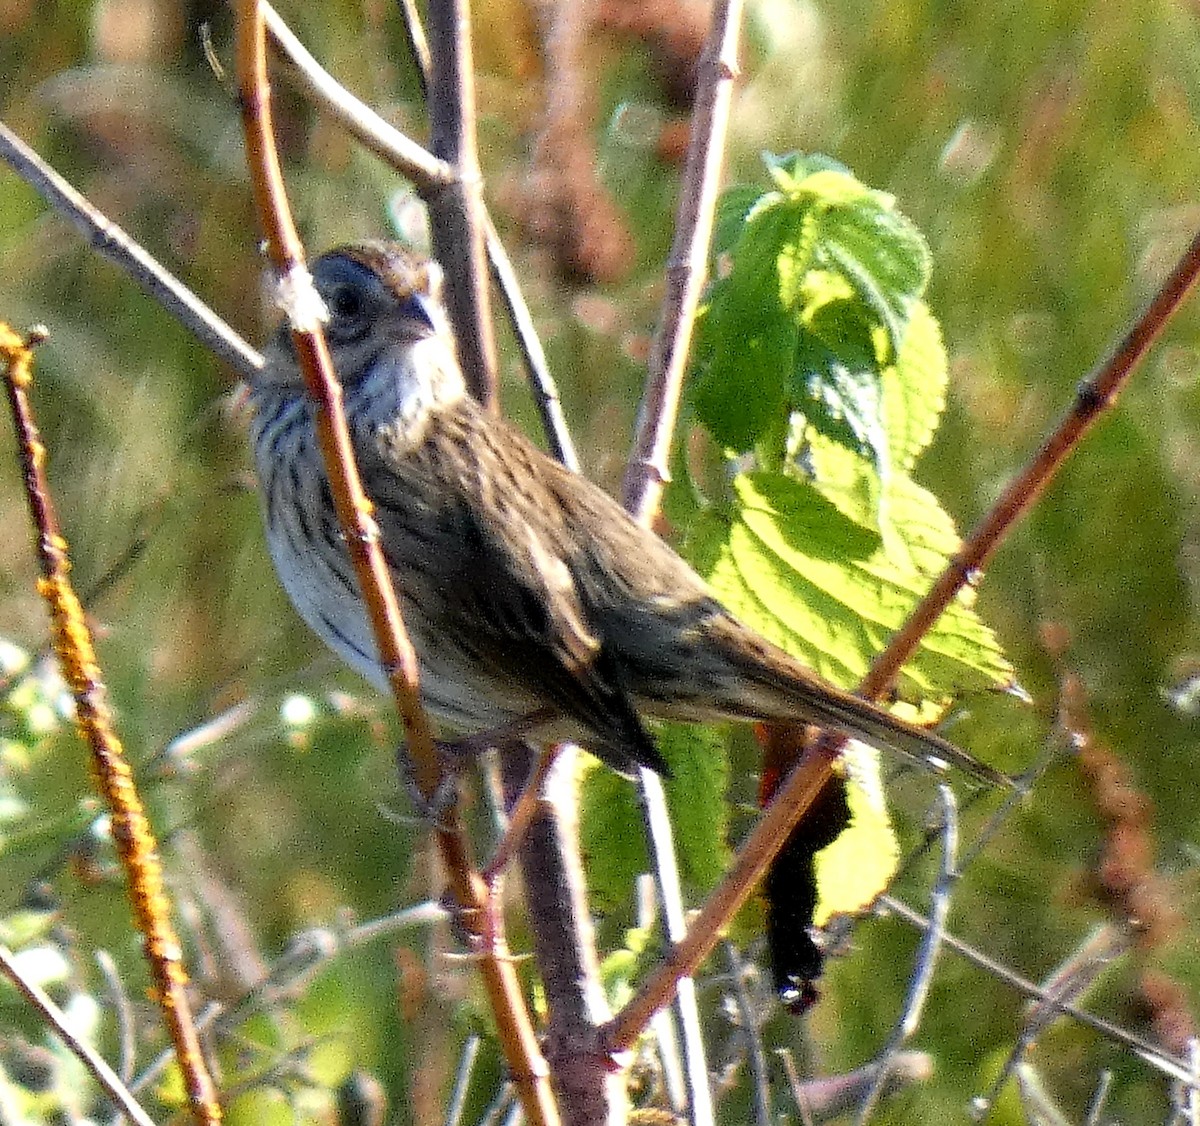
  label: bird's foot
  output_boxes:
[436,707,559,764]
[394,744,464,829]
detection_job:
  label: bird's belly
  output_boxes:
[264,507,540,734]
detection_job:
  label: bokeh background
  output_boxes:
[1,1,1199,1122]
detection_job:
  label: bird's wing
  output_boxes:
[365,406,668,774]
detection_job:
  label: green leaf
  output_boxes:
[579,723,730,910]
[819,197,931,360]
[884,300,949,471]
[693,202,800,450]
[765,152,864,201]
[793,298,886,462]
[698,152,936,487]
[599,925,655,1013]
[681,463,1010,937]
[656,723,731,896]
[685,472,1011,705]
[805,434,995,629]
[765,151,931,361]
[712,184,772,257]
[579,761,644,914]
[812,744,899,926]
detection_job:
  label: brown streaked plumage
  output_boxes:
[246,241,1007,785]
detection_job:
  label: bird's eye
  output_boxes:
[325,283,370,341]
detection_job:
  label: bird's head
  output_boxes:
[257,242,455,390]
[252,243,467,448]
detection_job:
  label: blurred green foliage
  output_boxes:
[0,1,1198,1123]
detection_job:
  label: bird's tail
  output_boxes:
[702,616,1012,788]
[787,679,1010,787]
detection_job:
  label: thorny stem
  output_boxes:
[0,325,222,1126]
[622,0,743,523]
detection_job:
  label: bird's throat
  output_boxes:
[358,337,467,458]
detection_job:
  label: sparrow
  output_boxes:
[244,241,1006,786]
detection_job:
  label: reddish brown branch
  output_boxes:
[609,221,1200,1051]
[859,229,1200,701]
[608,737,837,1052]
[233,0,441,802]
[231,6,557,1123]
[483,741,564,885]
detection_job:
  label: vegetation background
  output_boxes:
[0,0,1198,1122]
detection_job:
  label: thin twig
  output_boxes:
[94,950,137,1085]
[974,924,1133,1122]
[395,0,431,98]
[878,894,1194,1086]
[1083,1070,1113,1126]
[152,698,261,775]
[0,325,221,1125]
[779,1050,933,1123]
[956,744,1058,874]
[1011,1064,1073,1126]
[482,217,579,470]
[854,786,958,1124]
[129,1001,221,1097]
[0,121,260,380]
[622,0,743,522]
[608,0,742,1097]
[233,7,556,1122]
[337,902,446,950]
[634,875,685,1112]
[479,1083,516,1126]
[775,1048,817,1126]
[445,1034,481,1126]
[261,3,453,195]
[133,903,442,1096]
[636,769,715,1125]
[723,941,770,1126]
[425,0,499,405]
[482,742,563,884]
[1186,1040,1200,1126]
[0,944,156,1126]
